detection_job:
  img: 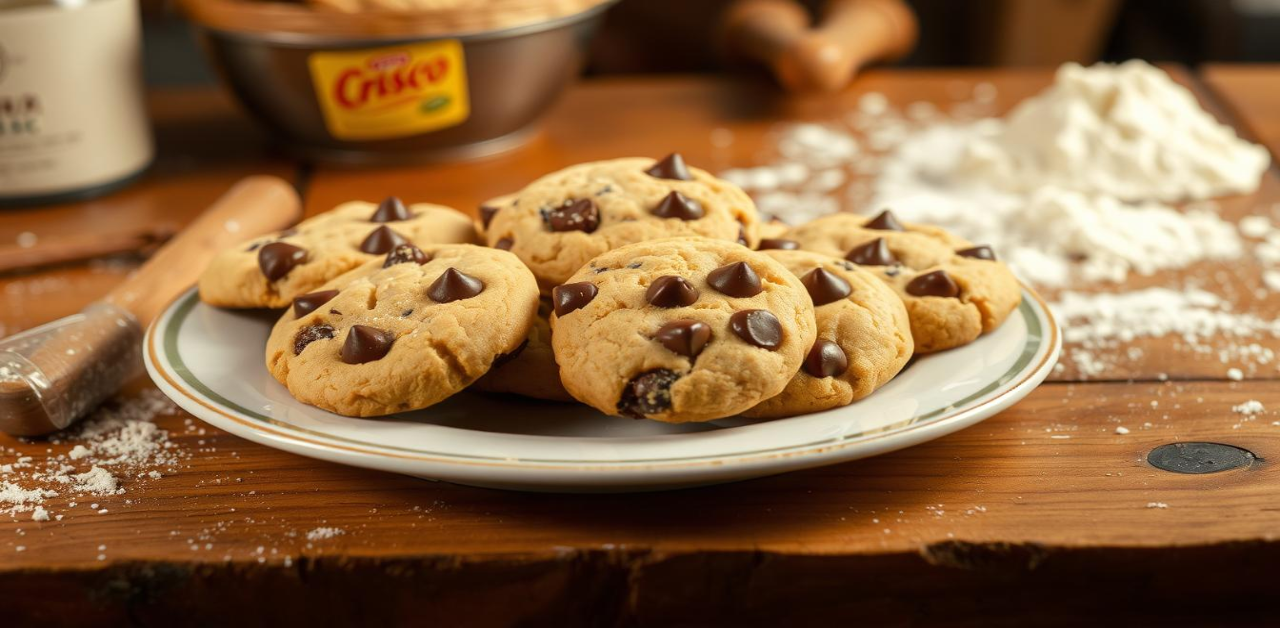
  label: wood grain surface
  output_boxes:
[3,69,1280,625]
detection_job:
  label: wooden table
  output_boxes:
[4,68,1280,625]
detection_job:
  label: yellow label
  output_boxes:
[308,40,469,141]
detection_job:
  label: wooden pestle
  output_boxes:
[722,0,918,92]
[0,176,301,436]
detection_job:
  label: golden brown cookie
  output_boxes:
[265,243,538,417]
[199,198,478,309]
[787,210,1021,353]
[469,298,573,402]
[745,250,912,418]
[549,237,816,423]
[485,155,761,290]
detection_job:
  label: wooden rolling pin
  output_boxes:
[722,0,918,92]
[0,175,301,436]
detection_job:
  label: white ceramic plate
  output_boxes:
[145,287,1060,492]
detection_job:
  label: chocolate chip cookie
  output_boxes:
[549,237,816,423]
[485,154,761,290]
[787,210,1021,353]
[265,243,539,417]
[469,298,573,402]
[745,250,913,418]
[199,197,478,309]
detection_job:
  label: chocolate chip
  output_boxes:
[293,324,334,355]
[427,268,485,303]
[800,267,852,306]
[552,281,598,316]
[652,191,704,220]
[292,289,339,318]
[846,238,898,266]
[645,276,700,307]
[707,262,763,298]
[330,309,342,315]
[479,204,500,228]
[359,225,408,254]
[340,325,396,364]
[370,196,411,222]
[730,310,783,349]
[258,242,307,281]
[653,319,711,358]
[491,338,529,368]
[384,244,429,267]
[906,270,960,298]
[617,369,680,418]
[644,153,693,181]
[804,340,848,377]
[864,210,905,231]
[957,245,996,261]
[545,199,600,233]
[758,238,799,251]
[400,309,413,317]
[495,237,514,251]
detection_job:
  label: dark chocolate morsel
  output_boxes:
[383,244,429,267]
[800,267,852,306]
[706,261,763,298]
[495,237,514,250]
[906,270,960,298]
[758,238,799,251]
[552,281,598,316]
[545,199,600,233]
[479,205,500,229]
[729,309,783,350]
[340,325,396,364]
[370,197,411,222]
[491,338,529,369]
[957,245,997,261]
[846,238,898,266]
[427,267,485,303]
[645,276,700,307]
[864,210,905,231]
[258,242,307,281]
[292,290,339,318]
[651,191,704,220]
[644,153,694,181]
[359,225,409,254]
[617,369,680,418]
[804,340,849,378]
[293,324,334,355]
[653,319,712,358]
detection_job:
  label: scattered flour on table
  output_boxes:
[306,527,346,541]
[720,60,1278,379]
[1233,400,1266,416]
[0,389,182,519]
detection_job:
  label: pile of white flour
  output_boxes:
[721,60,1277,378]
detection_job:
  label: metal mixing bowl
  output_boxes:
[190,2,614,164]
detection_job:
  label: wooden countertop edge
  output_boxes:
[5,542,1279,622]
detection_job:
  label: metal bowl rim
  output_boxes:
[192,0,617,48]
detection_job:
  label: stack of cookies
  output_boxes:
[198,154,1023,422]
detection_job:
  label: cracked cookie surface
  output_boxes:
[787,210,1021,354]
[265,243,538,417]
[549,237,815,423]
[485,155,761,291]
[745,250,913,418]
[199,198,478,309]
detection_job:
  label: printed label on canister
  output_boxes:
[308,40,470,141]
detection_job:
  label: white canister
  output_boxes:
[0,0,152,205]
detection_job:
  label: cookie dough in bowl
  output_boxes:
[485,154,761,290]
[549,237,816,423]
